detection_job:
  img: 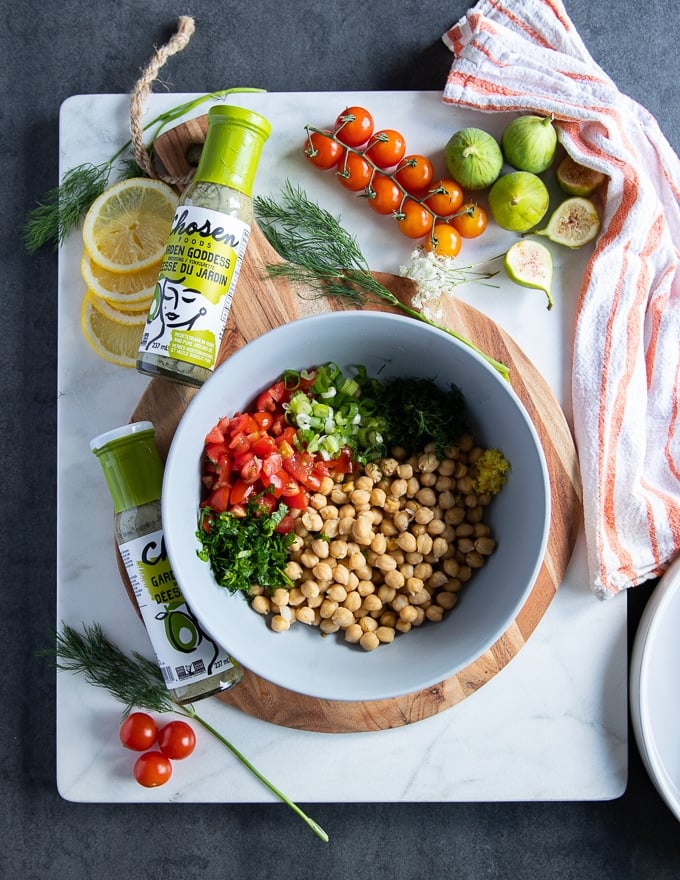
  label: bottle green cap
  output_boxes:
[90,421,164,513]
[195,105,272,195]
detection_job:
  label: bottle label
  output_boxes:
[138,205,250,372]
[118,528,233,689]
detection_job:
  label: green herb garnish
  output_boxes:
[376,378,467,457]
[254,182,510,381]
[43,622,328,842]
[197,499,295,595]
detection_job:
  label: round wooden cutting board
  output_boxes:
[121,117,582,733]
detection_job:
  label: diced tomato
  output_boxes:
[255,380,286,412]
[240,455,263,484]
[228,431,251,454]
[276,426,297,447]
[285,487,310,509]
[230,479,256,506]
[253,411,274,431]
[261,468,287,497]
[251,435,277,457]
[205,442,228,464]
[229,412,259,435]
[253,493,277,515]
[204,425,225,445]
[261,452,284,477]
[274,513,295,534]
[207,485,231,513]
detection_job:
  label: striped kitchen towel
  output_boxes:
[442,0,680,599]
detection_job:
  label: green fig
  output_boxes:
[501,114,557,174]
[535,197,600,248]
[488,171,550,233]
[504,240,554,310]
[556,156,606,196]
[444,127,503,190]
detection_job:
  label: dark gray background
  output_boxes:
[4,1,679,877]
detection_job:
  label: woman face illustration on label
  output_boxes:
[143,275,207,348]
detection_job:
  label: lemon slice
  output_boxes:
[84,289,150,324]
[80,251,159,307]
[80,291,146,368]
[81,177,178,273]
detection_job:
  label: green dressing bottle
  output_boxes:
[90,421,243,704]
[136,104,271,387]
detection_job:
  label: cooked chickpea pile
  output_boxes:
[249,434,498,651]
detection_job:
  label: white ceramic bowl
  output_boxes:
[630,554,680,823]
[162,311,550,702]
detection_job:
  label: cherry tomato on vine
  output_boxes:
[397,198,434,239]
[394,154,435,193]
[450,202,489,238]
[367,173,403,215]
[422,179,464,217]
[334,106,374,147]
[157,720,197,760]
[303,129,344,170]
[134,751,173,788]
[424,223,462,258]
[337,151,373,191]
[365,129,407,170]
[119,712,158,752]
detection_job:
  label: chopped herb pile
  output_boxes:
[376,378,466,456]
[197,499,295,595]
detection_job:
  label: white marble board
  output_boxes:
[56,91,627,804]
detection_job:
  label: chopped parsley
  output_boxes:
[197,499,296,596]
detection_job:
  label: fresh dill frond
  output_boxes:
[24,161,113,253]
[43,621,329,841]
[43,622,173,715]
[254,182,511,381]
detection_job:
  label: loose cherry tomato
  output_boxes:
[334,106,374,147]
[119,712,158,752]
[394,154,435,193]
[303,129,344,170]
[366,173,403,215]
[423,179,464,217]
[424,223,462,258]
[451,202,489,238]
[336,151,373,191]
[134,751,173,788]
[365,129,406,170]
[157,720,197,760]
[397,198,434,239]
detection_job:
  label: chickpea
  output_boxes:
[271,588,290,607]
[370,532,388,555]
[333,563,350,586]
[396,532,417,553]
[436,592,459,611]
[327,584,348,603]
[375,553,397,572]
[332,606,355,628]
[296,606,316,625]
[414,506,434,525]
[359,616,378,632]
[475,536,497,555]
[425,605,445,622]
[319,599,338,619]
[343,591,362,612]
[376,626,396,644]
[251,595,270,615]
[287,587,306,606]
[301,510,324,532]
[359,631,380,652]
[311,538,330,558]
[320,619,340,634]
[384,568,405,589]
[415,487,436,507]
[344,623,363,644]
[370,487,387,508]
[362,594,383,613]
[300,579,320,599]
[270,615,290,632]
[312,561,334,582]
